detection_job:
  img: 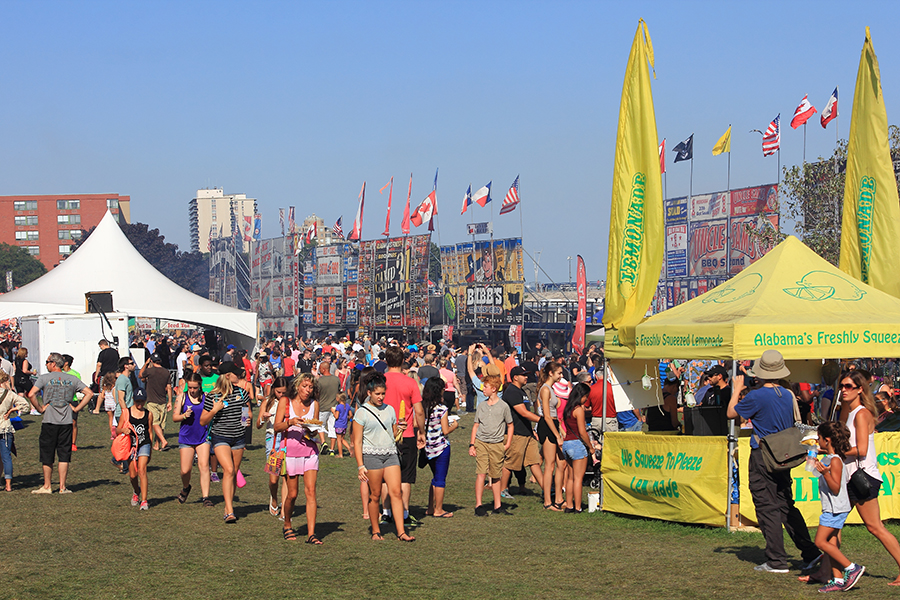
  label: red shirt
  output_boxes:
[242,357,253,382]
[588,380,616,420]
[282,355,295,377]
[384,371,422,438]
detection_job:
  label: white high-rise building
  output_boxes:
[189,188,257,253]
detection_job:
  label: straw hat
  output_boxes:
[748,350,790,380]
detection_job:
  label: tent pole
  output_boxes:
[600,357,608,512]
[727,360,737,532]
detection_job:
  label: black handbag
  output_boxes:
[848,461,874,498]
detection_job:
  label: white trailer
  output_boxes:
[20,313,130,383]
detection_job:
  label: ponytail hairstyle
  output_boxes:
[817,420,851,458]
[538,361,561,388]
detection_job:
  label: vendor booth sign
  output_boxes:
[601,433,728,526]
[738,432,900,527]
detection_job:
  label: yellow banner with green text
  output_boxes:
[738,432,900,526]
[601,433,728,526]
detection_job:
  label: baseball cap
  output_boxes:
[133,388,147,402]
[226,344,235,350]
[510,366,527,378]
[150,353,162,363]
[706,365,728,378]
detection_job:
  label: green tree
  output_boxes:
[780,125,900,265]
[73,222,209,297]
[0,243,47,292]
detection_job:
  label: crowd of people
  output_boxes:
[0,332,898,591]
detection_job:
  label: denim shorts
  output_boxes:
[210,434,246,450]
[819,511,849,529]
[561,439,589,461]
[179,442,210,450]
[135,444,152,459]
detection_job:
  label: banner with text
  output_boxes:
[601,433,728,526]
[738,433,900,526]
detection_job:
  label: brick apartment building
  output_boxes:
[1,193,131,269]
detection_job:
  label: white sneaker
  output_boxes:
[31,486,52,494]
[754,562,788,573]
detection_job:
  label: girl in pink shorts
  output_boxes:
[273,373,322,544]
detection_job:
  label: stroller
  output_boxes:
[583,425,603,490]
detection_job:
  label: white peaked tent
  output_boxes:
[0,211,257,345]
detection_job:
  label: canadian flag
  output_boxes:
[790,94,817,129]
[243,216,252,242]
[410,190,436,228]
[304,222,317,245]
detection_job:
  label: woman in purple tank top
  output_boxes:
[172,373,212,507]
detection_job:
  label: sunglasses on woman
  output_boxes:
[841,383,859,390]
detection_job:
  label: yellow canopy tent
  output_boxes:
[591,235,900,360]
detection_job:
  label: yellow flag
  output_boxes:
[712,125,731,156]
[839,27,900,298]
[604,20,664,351]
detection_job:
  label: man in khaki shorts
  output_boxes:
[468,374,513,516]
[141,352,172,451]
[499,366,544,498]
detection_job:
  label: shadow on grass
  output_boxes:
[713,545,767,566]
[68,478,122,492]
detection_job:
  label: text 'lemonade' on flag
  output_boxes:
[711,126,731,156]
[472,182,491,207]
[762,114,780,156]
[499,176,520,215]
[332,216,343,239]
[672,134,693,162]
[790,94,817,129]
[821,87,839,128]
[460,185,472,215]
[410,191,436,227]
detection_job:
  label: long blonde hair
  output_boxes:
[211,373,233,399]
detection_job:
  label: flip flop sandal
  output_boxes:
[177,485,192,504]
[224,513,237,523]
[306,535,323,545]
[371,532,384,541]
[283,528,298,541]
[398,533,415,542]
[202,497,215,507]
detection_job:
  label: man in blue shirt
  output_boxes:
[728,350,818,574]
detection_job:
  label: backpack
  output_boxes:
[111,422,137,462]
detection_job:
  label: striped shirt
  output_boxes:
[204,387,249,438]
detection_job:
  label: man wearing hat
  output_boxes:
[498,366,543,497]
[221,344,236,363]
[702,365,731,407]
[728,349,818,574]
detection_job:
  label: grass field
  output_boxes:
[2,410,899,600]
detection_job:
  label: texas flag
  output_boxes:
[460,185,472,215]
[820,87,838,129]
[411,191,436,227]
[791,94,817,129]
[472,182,491,207]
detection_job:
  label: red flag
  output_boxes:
[380,177,393,237]
[791,94,817,129]
[401,173,412,234]
[658,138,666,174]
[411,191,436,227]
[572,255,586,355]
[349,182,365,241]
[304,221,317,245]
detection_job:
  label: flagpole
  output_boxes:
[803,122,807,164]
[726,147,732,278]
[689,155,693,202]
[518,182,525,342]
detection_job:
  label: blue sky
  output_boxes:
[1,1,898,283]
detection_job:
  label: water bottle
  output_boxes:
[804,447,817,472]
[241,406,250,428]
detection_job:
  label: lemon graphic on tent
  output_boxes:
[702,272,762,304]
[782,271,865,302]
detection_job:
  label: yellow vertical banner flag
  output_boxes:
[711,125,731,156]
[839,27,900,298]
[604,20,664,353]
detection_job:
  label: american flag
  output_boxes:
[332,216,344,239]
[499,175,520,215]
[762,114,780,156]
